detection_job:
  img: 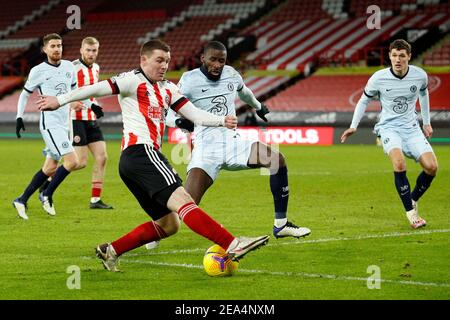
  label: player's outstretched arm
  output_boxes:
[177,101,237,129]
[37,80,114,111]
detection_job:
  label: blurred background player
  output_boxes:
[37,39,269,272]
[13,33,80,219]
[341,39,438,229]
[40,37,113,209]
[164,41,311,240]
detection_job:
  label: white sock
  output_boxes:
[91,197,100,203]
[274,218,287,228]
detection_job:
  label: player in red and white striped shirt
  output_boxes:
[71,37,112,209]
[38,39,269,272]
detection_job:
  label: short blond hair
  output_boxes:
[81,36,99,47]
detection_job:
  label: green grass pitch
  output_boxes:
[0,139,449,300]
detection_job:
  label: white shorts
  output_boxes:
[187,133,257,181]
[377,126,434,161]
[41,127,74,161]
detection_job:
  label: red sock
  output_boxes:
[92,181,102,198]
[111,221,167,256]
[178,202,235,250]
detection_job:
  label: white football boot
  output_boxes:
[39,192,56,216]
[227,235,269,261]
[95,243,120,272]
[406,202,426,229]
[273,221,311,239]
[13,198,29,220]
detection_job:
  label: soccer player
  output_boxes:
[37,39,269,272]
[165,41,311,239]
[341,39,438,229]
[13,33,80,220]
[41,37,113,209]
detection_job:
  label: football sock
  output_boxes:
[178,202,235,250]
[43,166,70,198]
[270,166,289,222]
[394,171,413,211]
[39,178,51,193]
[112,221,167,256]
[411,171,435,202]
[91,181,102,203]
[20,169,49,202]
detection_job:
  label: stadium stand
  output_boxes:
[423,35,450,66]
[243,0,450,71]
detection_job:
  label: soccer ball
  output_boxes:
[203,244,239,277]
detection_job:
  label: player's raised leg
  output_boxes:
[248,142,311,238]
[167,186,269,261]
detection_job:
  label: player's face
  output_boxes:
[43,39,62,64]
[80,43,99,66]
[141,49,170,82]
[389,48,411,75]
[201,49,226,78]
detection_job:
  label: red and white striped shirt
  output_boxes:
[107,68,188,151]
[70,59,100,121]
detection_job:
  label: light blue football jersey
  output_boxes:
[24,60,77,130]
[363,65,428,132]
[178,65,244,142]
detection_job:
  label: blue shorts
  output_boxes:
[376,126,434,161]
[41,127,74,161]
[187,132,257,181]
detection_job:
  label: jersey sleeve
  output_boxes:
[420,71,428,92]
[107,72,134,96]
[71,64,77,89]
[363,74,379,99]
[167,81,189,113]
[23,67,40,93]
[177,73,191,99]
[235,69,245,91]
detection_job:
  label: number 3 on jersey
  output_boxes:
[209,95,228,116]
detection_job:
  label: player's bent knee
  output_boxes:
[393,160,407,172]
[425,163,438,176]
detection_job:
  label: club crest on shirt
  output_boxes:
[227,83,234,91]
[66,72,71,78]
[165,95,170,105]
[410,85,417,93]
[62,141,70,149]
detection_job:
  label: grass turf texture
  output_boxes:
[0,139,449,300]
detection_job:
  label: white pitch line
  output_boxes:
[123,228,450,257]
[116,258,450,289]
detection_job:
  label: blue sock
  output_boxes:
[394,171,413,211]
[411,171,435,202]
[43,166,70,198]
[20,169,49,202]
[270,166,289,219]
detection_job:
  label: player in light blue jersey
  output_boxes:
[13,33,81,220]
[153,41,310,245]
[341,39,438,229]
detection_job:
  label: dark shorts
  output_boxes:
[72,120,104,146]
[119,144,183,220]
